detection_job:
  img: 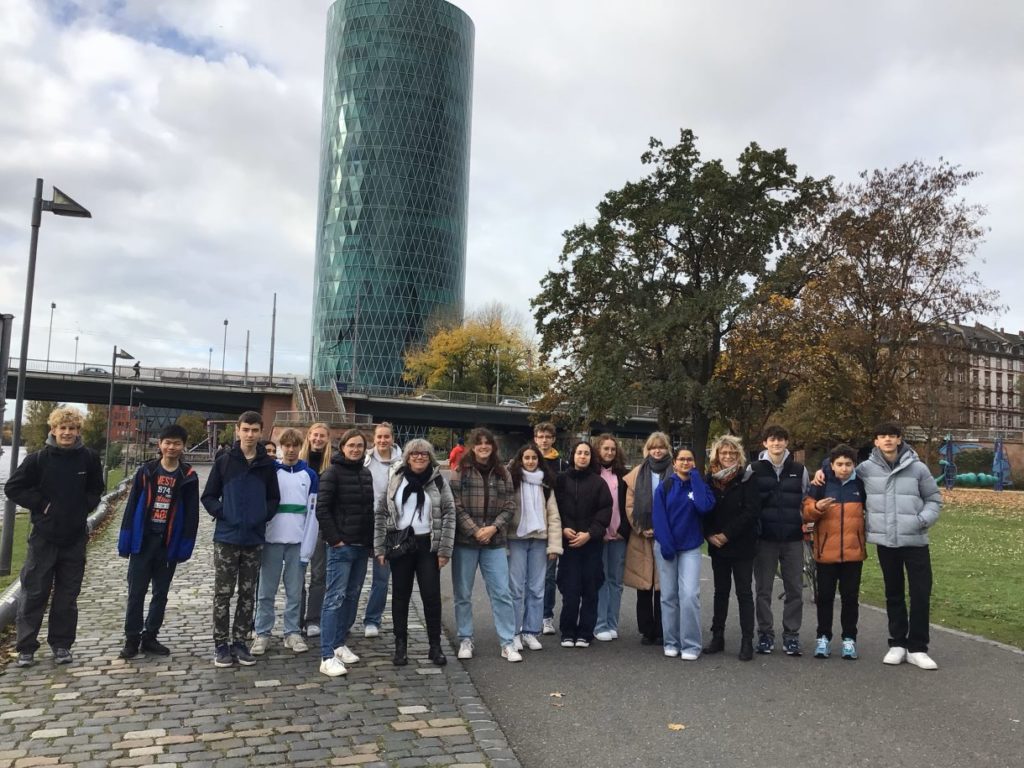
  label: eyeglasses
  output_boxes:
[676,457,695,463]
[409,451,430,458]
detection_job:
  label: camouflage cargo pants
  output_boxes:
[213,542,262,646]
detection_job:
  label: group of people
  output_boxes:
[6,406,942,675]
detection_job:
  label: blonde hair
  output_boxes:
[708,434,747,471]
[643,431,671,456]
[47,406,83,430]
[299,422,333,473]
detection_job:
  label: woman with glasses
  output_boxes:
[373,439,456,667]
[623,432,673,645]
[702,435,759,661]
[653,446,716,660]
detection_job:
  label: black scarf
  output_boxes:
[307,449,325,473]
[632,455,672,531]
[401,464,432,521]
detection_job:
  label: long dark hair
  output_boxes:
[593,433,626,476]
[458,427,508,478]
[508,442,555,490]
[567,440,596,473]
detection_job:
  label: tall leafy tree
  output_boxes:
[22,401,60,451]
[176,412,208,447]
[81,404,108,451]
[532,130,830,456]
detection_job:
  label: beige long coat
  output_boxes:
[623,465,659,591]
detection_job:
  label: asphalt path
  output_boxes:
[440,553,1023,768]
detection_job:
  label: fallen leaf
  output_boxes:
[549,692,564,698]
[667,723,686,731]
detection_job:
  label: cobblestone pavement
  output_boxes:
[0,466,521,768]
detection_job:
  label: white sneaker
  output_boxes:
[306,624,321,638]
[542,618,556,635]
[609,630,619,640]
[334,645,359,664]
[512,634,523,651]
[250,635,270,655]
[664,647,680,657]
[679,651,700,661]
[319,657,347,677]
[906,651,938,670]
[502,644,523,663]
[882,646,907,665]
[594,631,614,642]
[283,634,308,653]
[574,639,590,648]
[560,638,575,648]
[522,633,543,651]
[457,639,474,659]
[364,624,379,639]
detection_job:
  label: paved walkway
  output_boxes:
[0,467,520,768]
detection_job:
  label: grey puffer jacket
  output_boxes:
[858,444,941,548]
[373,464,457,558]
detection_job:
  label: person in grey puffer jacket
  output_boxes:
[362,422,402,636]
[855,423,941,670]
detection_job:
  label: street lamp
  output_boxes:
[2,179,91,577]
[45,302,55,372]
[104,346,134,485]
[74,334,79,369]
[208,346,213,373]
[124,386,142,477]
[221,319,229,381]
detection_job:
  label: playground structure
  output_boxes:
[938,436,1013,490]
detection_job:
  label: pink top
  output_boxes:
[600,466,622,541]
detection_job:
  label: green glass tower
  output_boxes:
[312,0,474,389]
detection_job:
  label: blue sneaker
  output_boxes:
[755,633,774,654]
[783,637,801,656]
[814,636,830,658]
[841,638,857,660]
[214,644,234,668]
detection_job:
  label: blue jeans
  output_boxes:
[362,557,390,628]
[654,542,703,655]
[595,539,626,634]
[508,539,548,635]
[451,545,516,647]
[320,544,368,659]
[255,542,305,637]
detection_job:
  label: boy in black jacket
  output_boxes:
[116,424,200,660]
[5,406,103,667]
[201,411,280,667]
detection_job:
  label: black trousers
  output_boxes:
[814,561,862,640]
[557,538,604,641]
[636,588,662,641]
[389,535,442,644]
[876,545,932,652]
[17,533,87,654]
[709,555,754,638]
[124,532,179,639]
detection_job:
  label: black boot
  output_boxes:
[141,633,170,656]
[118,635,142,660]
[393,637,408,666]
[703,631,725,654]
[428,642,447,667]
[738,636,754,661]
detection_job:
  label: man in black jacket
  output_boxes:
[5,406,104,667]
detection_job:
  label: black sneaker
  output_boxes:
[16,652,35,667]
[214,644,234,667]
[231,641,256,666]
[53,648,73,665]
[783,637,802,656]
[141,635,170,656]
[756,633,774,654]
[119,636,143,660]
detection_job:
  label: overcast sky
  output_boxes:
[2,0,1022,379]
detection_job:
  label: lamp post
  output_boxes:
[73,334,79,369]
[2,179,91,577]
[124,386,142,477]
[104,345,134,485]
[45,302,55,372]
[208,346,213,373]
[221,319,228,381]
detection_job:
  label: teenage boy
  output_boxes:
[252,429,318,655]
[263,441,277,459]
[859,423,941,670]
[6,406,103,667]
[750,424,808,656]
[533,422,568,636]
[117,424,199,659]
[361,422,402,638]
[201,411,280,667]
[802,444,866,661]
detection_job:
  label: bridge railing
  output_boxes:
[7,357,295,389]
[274,410,374,427]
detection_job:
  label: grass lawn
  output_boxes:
[859,489,1024,649]
[0,514,30,592]
[106,467,126,491]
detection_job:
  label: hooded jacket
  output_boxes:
[118,458,199,562]
[267,459,319,548]
[857,444,941,548]
[554,468,613,542]
[5,435,104,545]
[316,454,375,548]
[750,450,808,542]
[802,473,866,564]
[652,470,716,557]
[201,443,280,546]
[365,445,402,502]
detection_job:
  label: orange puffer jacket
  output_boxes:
[802,476,867,564]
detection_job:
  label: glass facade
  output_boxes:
[312,0,474,389]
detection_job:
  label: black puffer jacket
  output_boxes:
[4,436,104,545]
[704,473,760,560]
[750,453,806,542]
[555,469,613,541]
[316,455,375,547]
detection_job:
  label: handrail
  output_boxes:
[274,410,374,427]
[7,357,296,389]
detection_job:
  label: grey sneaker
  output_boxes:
[16,652,35,667]
[214,644,234,667]
[53,648,73,665]
[231,641,256,666]
[542,618,556,635]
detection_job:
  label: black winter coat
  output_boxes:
[555,469,613,541]
[703,474,760,560]
[5,439,103,545]
[750,455,806,542]
[316,455,375,547]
